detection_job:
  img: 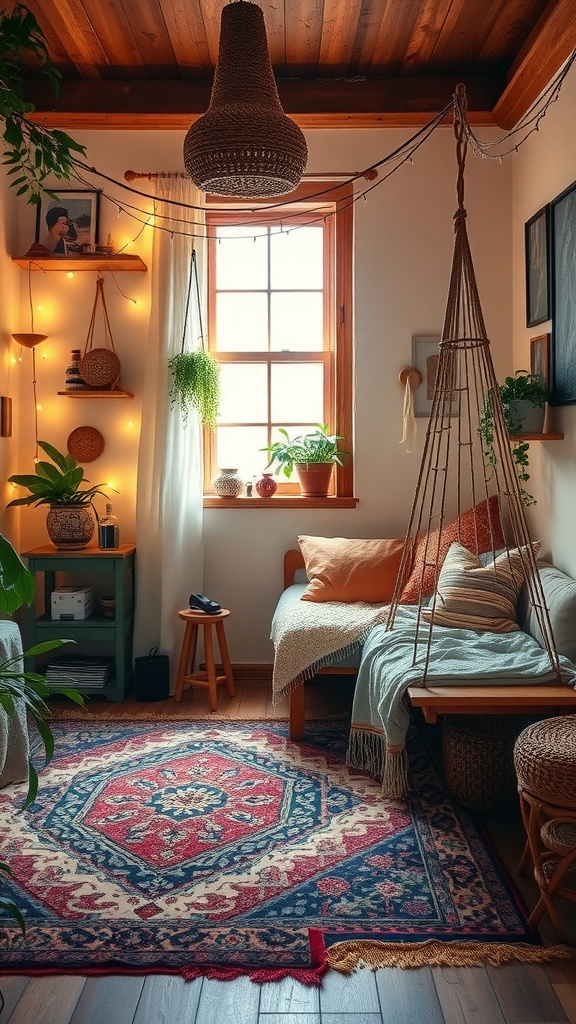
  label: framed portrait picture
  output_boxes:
[525,206,550,328]
[530,333,550,395]
[411,336,456,417]
[34,190,100,256]
[550,180,576,405]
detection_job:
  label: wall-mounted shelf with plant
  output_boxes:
[478,370,557,507]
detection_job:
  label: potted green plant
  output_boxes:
[478,371,547,507]
[0,531,83,932]
[261,424,348,497]
[168,349,221,429]
[7,440,112,549]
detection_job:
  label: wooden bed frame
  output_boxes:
[282,549,576,740]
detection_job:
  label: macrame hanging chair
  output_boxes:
[387,85,560,681]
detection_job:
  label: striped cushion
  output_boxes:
[422,541,540,633]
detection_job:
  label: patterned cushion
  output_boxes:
[298,535,405,603]
[400,495,506,604]
[422,541,540,633]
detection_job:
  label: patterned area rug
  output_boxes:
[0,720,563,982]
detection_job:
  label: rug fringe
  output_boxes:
[325,939,572,973]
[181,963,327,985]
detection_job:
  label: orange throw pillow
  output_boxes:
[298,535,405,603]
[399,495,506,604]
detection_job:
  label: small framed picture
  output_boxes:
[411,335,457,417]
[35,190,100,256]
[530,333,550,395]
[525,205,550,328]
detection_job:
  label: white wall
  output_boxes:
[512,61,576,575]
[3,123,512,662]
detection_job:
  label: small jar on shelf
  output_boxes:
[98,503,120,549]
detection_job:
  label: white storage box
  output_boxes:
[51,586,94,620]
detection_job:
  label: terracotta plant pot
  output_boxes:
[295,462,334,497]
[46,504,95,550]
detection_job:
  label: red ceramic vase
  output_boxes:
[255,472,278,497]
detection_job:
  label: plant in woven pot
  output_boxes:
[478,371,547,507]
[7,440,112,550]
[261,424,348,497]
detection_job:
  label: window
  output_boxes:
[204,182,354,504]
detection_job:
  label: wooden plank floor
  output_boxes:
[2,677,575,1024]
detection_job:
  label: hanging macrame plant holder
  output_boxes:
[167,249,220,428]
[80,275,122,389]
[387,84,560,681]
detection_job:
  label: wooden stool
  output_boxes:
[514,716,576,938]
[174,608,235,712]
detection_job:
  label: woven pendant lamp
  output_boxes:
[183,0,307,197]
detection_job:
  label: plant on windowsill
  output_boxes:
[261,424,349,498]
[0,531,83,933]
[6,440,113,549]
[478,370,547,507]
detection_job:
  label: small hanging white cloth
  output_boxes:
[399,376,416,453]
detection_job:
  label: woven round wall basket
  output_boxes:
[80,348,121,388]
[67,425,105,463]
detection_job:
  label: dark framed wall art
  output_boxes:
[530,333,550,395]
[35,190,100,256]
[525,205,550,328]
[550,179,576,405]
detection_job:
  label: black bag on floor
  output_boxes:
[134,646,170,702]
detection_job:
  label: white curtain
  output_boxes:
[133,176,206,687]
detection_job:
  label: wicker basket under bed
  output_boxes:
[442,715,526,814]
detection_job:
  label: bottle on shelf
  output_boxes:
[98,503,120,549]
[65,349,86,390]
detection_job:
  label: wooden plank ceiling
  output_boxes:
[11,0,576,129]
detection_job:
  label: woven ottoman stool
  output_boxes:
[514,715,576,938]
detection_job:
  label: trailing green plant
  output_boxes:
[7,440,112,508]
[261,424,348,479]
[0,4,86,205]
[478,371,547,507]
[168,349,221,429]
[0,532,84,935]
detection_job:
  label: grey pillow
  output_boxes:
[522,562,576,663]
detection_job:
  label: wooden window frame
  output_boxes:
[204,182,355,507]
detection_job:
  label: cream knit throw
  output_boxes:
[270,584,389,703]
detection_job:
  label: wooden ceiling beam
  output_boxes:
[492,0,576,128]
[24,73,504,129]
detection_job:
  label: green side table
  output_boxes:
[22,544,136,702]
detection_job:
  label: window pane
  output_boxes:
[271,292,323,351]
[215,426,270,484]
[216,225,268,289]
[215,293,268,351]
[270,226,323,289]
[271,363,324,424]
[218,363,268,422]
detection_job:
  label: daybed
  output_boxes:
[271,540,576,745]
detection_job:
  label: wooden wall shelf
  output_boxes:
[58,390,134,399]
[508,433,564,440]
[12,254,147,272]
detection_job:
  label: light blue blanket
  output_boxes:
[347,607,576,798]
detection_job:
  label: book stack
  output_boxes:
[45,655,115,691]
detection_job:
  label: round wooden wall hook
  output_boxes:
[399,366,423,389]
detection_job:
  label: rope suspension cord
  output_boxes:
[180,250,206,355]
[387,83,560,682]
